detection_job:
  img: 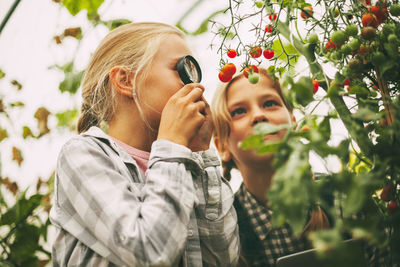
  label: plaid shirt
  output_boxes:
[50,126,239,267]
[234,184,305,267]
[236,183,397,267]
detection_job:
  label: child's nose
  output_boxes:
[252,112,268,126]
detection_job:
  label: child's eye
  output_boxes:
[231,108,246,118]
[263,100,279,108]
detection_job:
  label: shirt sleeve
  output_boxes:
[53,136,200,266]
[193,149,240,266]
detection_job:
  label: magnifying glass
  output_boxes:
[176,55,202,84]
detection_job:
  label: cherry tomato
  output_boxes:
[380,185,393,202]
[369,5,388,24]
[362,13,379,28]
[269,13,277,21]
[218,71,232,83]
[227,49,237,58]
[221,63,236,76]
[265,25,273,33]
[250,47,262,58]
[263,49,274,59]
[248,72,260,84]
[312,79,319,94]
[243,65,259,78]
[388,201,398,214]
[301,6,313,19]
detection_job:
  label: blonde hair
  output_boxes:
[77,22,185,133]
[211,68,290,179]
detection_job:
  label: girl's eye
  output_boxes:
[263,100,279,108]
[231,108,246,118]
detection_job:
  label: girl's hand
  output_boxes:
[188,97,214,152]
[157,83,207,148]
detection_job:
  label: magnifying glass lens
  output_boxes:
[176,55,202,84]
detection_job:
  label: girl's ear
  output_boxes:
[214,136,232,162]
[109,67,134,97]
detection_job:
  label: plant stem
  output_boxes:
[0,0,22,35]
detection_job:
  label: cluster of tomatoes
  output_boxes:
[218,13,278,84]
[320,1,400,95]
[218,47,275,84]
[380,184,399,214]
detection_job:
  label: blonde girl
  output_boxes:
[50,22,239,267]
[211,68,330,266]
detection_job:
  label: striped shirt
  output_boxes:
[49,126,239,266]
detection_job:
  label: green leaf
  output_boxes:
[0,192,43,226]
[59,70,84,94]
[272,39,300,65]
[103,19,132,30]
[348,85,369,97]
[9,224,40,261]
[55,109,78,128]
[61,0,104,16]
[292,76,314,107]
[253,122,293,135]
[0,69,5,79]
[352,107,381,122]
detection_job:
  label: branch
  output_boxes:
[0,0,22,35]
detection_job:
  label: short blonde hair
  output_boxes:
[77,22,185,133]
[211,68,291,179]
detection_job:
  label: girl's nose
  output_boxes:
[252,111,268,126]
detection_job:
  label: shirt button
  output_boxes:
[206,213,218,220]
[188,229,194,236]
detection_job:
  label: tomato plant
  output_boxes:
[212,0,400,264]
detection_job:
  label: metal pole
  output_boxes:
[0,0,22,35]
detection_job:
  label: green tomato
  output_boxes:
[345,24,358,37]
[341,44,352,55]
[388,34,398,44]
[308,33,319,44]
[331,51,342,60]
[255,1,263,8]
[390,4,400,17]
[382,23,395,38]
[248,72,260,84]
[348,38,360,51]
[331,30,347,45]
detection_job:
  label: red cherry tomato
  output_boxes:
[265,25,273,33]
[218,71,232,83]
[227,49,237,58]
[263,49,275,59]
[221,63,236,76]
[312,79,319,94]
[269,13,277,21]
[361,13,379,28]
[388,201,398,214]
[250,46,262,58]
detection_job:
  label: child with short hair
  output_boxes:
[211,68,330,266]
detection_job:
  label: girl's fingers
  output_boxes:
[173,83,204,98]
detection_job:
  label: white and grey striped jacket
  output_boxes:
[50,126,239,266]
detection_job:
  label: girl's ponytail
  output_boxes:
[76,104,99,134]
